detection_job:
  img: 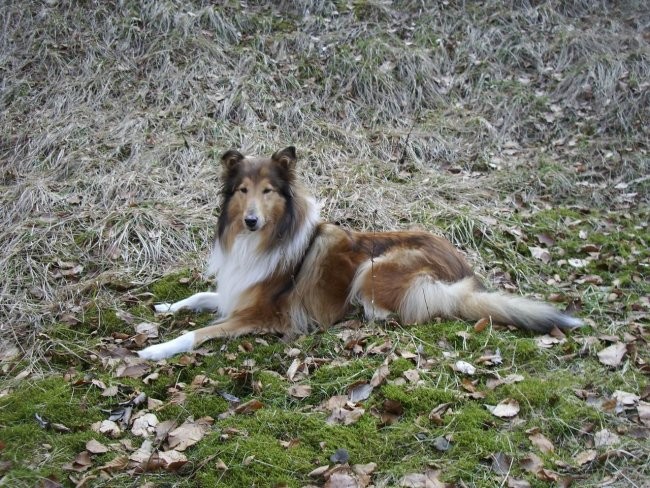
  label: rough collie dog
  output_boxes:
[138,147,581,360]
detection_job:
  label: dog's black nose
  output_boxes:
[244,216,258,230]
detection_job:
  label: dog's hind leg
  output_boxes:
[138,317,260,360]
[154,292,220,313]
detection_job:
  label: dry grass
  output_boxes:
[2,0,646,332]
[0,0,648,485]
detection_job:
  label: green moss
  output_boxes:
[0,377,109,485]
[77,303,127,335]
[310,359,376,397]
[150,271,202,303]
[381,383,458,417]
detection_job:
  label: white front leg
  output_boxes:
[138,332,196,360]
[154,292,220,313]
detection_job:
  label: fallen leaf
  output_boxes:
[155,419,178,443]
[135,322,159,338]
[51,422,71,433]
[486,374,524,390]
[352,462,377,476]
[169,389,187,405]
[461,378,477,393]
[97,455,129,472]
[324,470,359,488]
[115,309,136,324]
[520,452,543,473]
[574,449,597,466]
[115,362,151,379]
[286,358,302,381]
[491,452,513,474]
[308,465,330,477]
[579,243,600,253]
[285,347,301,357]
[536,468,561,482]
[597,342,627,367]
[129,439,154,465]
[529,246,551,264]
[535,334,564,349]
[321,395,348,411]
[594,428,620,447]
[62,451,93,472]
[92,420,121,438]
[167,417,213,451]
[85,439,108,454]
[486,398,520,418]
[327,406,365,425]
[403,369,420,383]
[156,450,188,471]
[612,390,640,412]
[527,430,554,454]
[375,398,404,426]
[507,477,531,488]
[101,385,119,397]
[219,390,241,403]
[428,403,451,425]
[234,399,264,415]
[454,361,476,375]
[638,401,650,426]
[400,469,444,487]
[567,258,588,268]
[288,384,312,399]
[367,339,392,354]
[370,365,390,387]
[536,233,555,247]
[474,317,490,332]
[476,349,503,366]
[348,382,373,402]
[131,413,159,437]
[279,438,300,449]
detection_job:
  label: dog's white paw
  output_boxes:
[154,303,173,313]
[138,332,196,360]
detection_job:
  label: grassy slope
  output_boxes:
[0,0,648,486]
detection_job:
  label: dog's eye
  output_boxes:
[239,187,248,194]
[263,188,273,194]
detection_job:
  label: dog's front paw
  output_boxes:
[138,344,171,361]
[138,332,196,361]
[154,303,173,313]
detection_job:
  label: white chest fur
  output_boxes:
[206,198,320,317]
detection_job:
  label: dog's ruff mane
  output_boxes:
[205,194,320,318]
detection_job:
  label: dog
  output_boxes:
[138,146,581,360]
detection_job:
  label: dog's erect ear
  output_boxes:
[221,150,244,171]
[271,146,297,172]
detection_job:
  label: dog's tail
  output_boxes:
[399,276,582,332]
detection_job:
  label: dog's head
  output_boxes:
[218,147,297,240]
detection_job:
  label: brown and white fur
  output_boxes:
[138,147,581,360]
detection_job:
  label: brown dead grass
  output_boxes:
[2,0,647,349]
